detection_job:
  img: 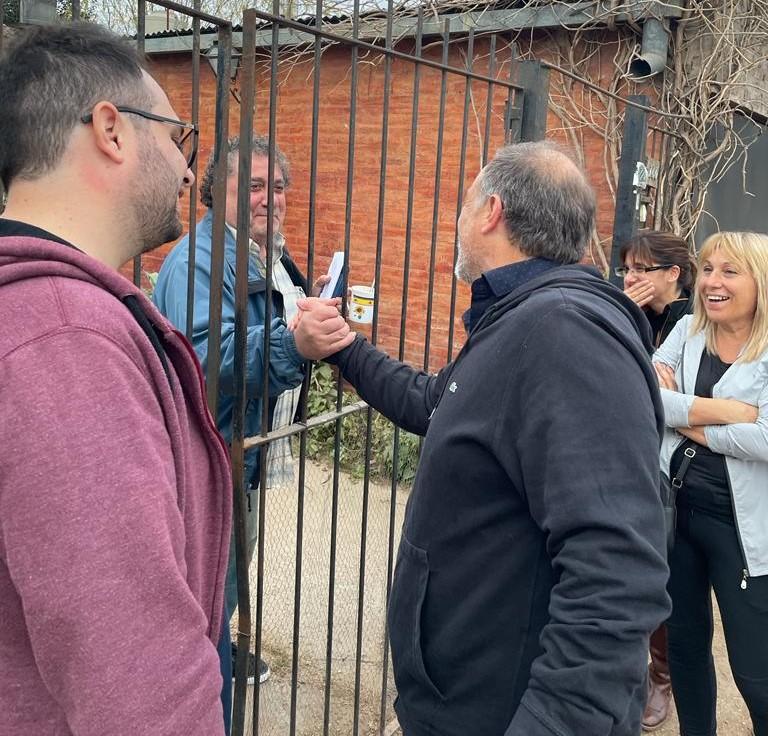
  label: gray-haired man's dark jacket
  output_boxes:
[326,263,670,736]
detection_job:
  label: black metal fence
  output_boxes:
[609,93,681,285]
[129,2,548,734]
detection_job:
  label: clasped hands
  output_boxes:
[290,296,355,361]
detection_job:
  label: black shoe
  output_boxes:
[231,643,270,684]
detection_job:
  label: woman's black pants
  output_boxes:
[667,505,768,736]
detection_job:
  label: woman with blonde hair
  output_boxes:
[654,231,768,735]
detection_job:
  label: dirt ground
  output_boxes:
[231,458,752,736]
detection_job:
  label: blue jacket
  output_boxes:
[153,210,306,486]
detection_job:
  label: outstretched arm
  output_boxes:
[324,334,450,437]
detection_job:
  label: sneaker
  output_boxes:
[231,643,270,684]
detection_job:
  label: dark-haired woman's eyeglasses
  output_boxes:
[81,106,199,169]
[614,264,674,278]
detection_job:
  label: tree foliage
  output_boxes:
[3,0,20,24]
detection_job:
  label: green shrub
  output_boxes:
[303,363,420,485]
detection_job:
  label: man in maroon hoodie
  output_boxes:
[0,22,352,736]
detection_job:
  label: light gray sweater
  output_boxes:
[654,314,768,577]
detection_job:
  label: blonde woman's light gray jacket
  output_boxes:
[654,314,768,578]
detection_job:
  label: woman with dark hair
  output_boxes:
[617,230,697,731]
[618,230,697,349]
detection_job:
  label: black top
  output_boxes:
[646,290,693,348]
[0,218,75,248]
[671,348,733,521]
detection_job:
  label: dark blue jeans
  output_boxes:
[218,603,232,736]
[667,506,768,736]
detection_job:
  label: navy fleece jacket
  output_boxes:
[327,264,670,736]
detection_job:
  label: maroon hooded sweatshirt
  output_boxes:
[0,226,232,735]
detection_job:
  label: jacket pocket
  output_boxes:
[388,535,446,701]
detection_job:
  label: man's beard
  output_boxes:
[132,140,184,255]
[454,238,478,284]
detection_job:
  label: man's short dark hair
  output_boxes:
[479,141,596,264]
[0,23,150,190]
[199,135,291,208]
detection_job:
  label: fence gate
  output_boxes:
[128,2,551,734]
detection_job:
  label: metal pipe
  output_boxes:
[629,17,669,79]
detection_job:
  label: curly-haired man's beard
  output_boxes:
[132,138,185,256]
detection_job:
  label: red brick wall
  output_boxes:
[139,32,632,370]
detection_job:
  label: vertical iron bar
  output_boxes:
[481,34,497,167]
[516,61,550,142]
[373,5,395,728]
[133,0,146,288]
[71,0,80,21]
[185,0,202,341]
[370,0,393,349]
[422,20,450,372]
[655,131,672,230]
[376,14,424,726]
[446,30,474,361]
[645,126,659,229]
[610,95,648,286]
[398,8,423,365]
[230,11,258,736]
[252,5,283,733]
[504,41,517,144]
[323,2,360,733]
[204,26,233,417]
[323,359,343,736]
[288,0,326,730]
[347,0,365,730]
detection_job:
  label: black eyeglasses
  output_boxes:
[614,264,674,278]
[80,105,199,169]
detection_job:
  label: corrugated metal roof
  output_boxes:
[137,11,364,39]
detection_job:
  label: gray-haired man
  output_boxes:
[297,141,671,735]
